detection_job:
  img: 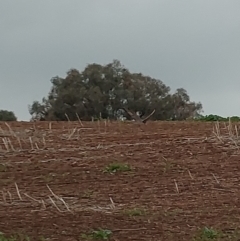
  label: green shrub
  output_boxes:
[0,110,17,121]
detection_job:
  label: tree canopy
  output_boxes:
[0,110,17,121]
[29,60,203,121]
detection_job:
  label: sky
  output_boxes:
[1,0,240,121]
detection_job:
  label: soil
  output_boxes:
[0,120,240,240]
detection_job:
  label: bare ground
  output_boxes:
[0,120,240,240]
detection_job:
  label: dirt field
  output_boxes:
[0,120,240,240]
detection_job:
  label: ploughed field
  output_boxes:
[0,120,240,240]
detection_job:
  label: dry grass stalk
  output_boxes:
[77,128,81,138]
[7,191,12,203]
[231,138,239,149]
[0,133,12,137]
[109,197,115,209]
[2,138,9,151]
[213,119,240,149]
[235,125,239,139]
[49,122,52,130]
[47,185,72,213]
[42,136,46,147]
[104,120,107,133]
[227,122,239,149]
[15,182,23,201]
[68,128,77,140]
[76,113,84,127]
[17,137,22,150]
[212,187,234,193]
[65,113,70,122]
[228,118,233,136]
[47,184,59,199]
[59,197,73,213]
[65,113,72,135]
[2,190,7,204]
[4,122,16,137]
[174,179,179,194]
[29,137,34,150]
[23,193,41,203]
[35,143,39,150]
[112,227,147,232]
[212,173,220,184]
[8,138,15,151]
[162,156,168,162]
[97,143,102,149]
[187,169,193,180]
[216,121,220,135]
[213,122,224,143]
[42,199,46,209]
[48,196,63,212]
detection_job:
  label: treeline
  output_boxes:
[196,114,240,122]
[28,60,203,121]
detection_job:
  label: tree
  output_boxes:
[0,110,17,121]
[29,59,203,121]
[170,88,203,120]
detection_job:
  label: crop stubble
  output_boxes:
[0,121,239,240]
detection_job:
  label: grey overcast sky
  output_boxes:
[1,1,240,120]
